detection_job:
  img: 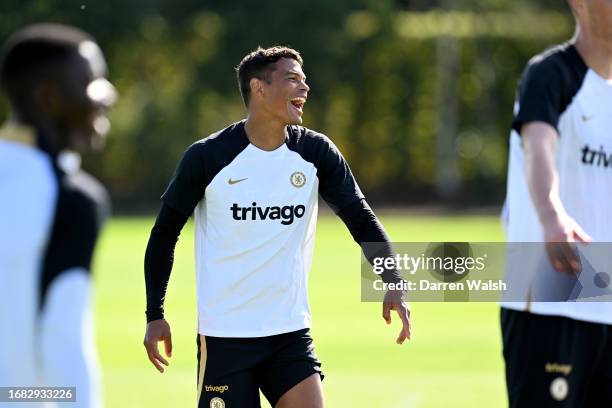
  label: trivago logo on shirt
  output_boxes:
[581,144,612,169]
[230,202,306,225]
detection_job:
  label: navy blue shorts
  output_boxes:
[196,328,323,408]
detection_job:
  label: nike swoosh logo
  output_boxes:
[228,177,247,185]
[582,114,593,122]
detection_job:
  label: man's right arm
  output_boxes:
[522,122,591,274]
[143,142,207,372]
[143,203,189,373]
[144,203,190,322]
[144,142,207,321]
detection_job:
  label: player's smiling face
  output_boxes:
[260,58,309,125]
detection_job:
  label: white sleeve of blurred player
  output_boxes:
[0,141,57,388]
[39,268,102,408]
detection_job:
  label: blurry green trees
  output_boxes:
[0,0,573,210]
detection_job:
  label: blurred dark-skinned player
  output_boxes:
[0,23,116,407]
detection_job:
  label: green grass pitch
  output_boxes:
[94,214,506,407]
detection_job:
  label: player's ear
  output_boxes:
[249,78,264,99]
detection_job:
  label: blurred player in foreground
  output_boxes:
[0,23,116,407]
[143,46,410,407]
[502,0,612,406]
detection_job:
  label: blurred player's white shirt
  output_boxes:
[0,129,57,386]
[0,124,104,407]
[504,43,612,324]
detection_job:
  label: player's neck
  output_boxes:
[575,31,612,81]
[244,115,287,151]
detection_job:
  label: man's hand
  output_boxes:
[143,319,173,373]
[382,289,411,344]
[542,212,591,275]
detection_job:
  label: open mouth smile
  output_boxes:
[290,97,306,114]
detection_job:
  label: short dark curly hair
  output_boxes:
[235,46,303,107]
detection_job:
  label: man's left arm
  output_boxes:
[337,199,411,344]
[313,133,411,344]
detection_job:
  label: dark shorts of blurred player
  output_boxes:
[501,309,612,407]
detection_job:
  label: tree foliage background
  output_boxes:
[0,0,573,210]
